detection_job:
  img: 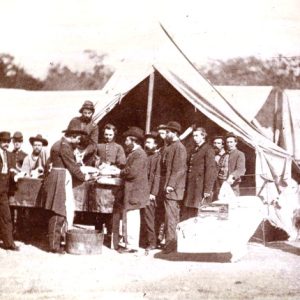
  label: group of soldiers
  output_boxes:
[0,100,246,254]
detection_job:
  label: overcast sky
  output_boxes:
[1,0,299,78]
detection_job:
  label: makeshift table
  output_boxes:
[176,196,264,262]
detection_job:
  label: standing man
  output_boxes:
[0,131,19,251]
[68,100,98,164]
[213,136,226,165]
[21,134,48,177]
[43,123,93,253]
[142,131,162,251]
[162,121,187,254]
[11,132,27,172]
[118,127,149,253]
[212,135,226,200]
[183,127,217,219]
[94,123,126,243]
[218,133,246,196]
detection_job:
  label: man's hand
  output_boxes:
[149,194,156,201]
[203,192,211,199]
[149,194,157,207]
[226,175,235,185]
[166,186,174,194]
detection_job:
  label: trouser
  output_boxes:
[96,213,113,234]
[142,200,165,247]
[48,212,65,251]
[0,193,14,247]
[126,209,140,250]
[164,199,181,244]
[65,169,75,229]
[181,206,198,221]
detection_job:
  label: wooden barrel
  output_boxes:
[66,229,104,255]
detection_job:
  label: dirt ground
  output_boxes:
[0,235,300,300]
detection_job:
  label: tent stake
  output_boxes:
[146,72,155,134]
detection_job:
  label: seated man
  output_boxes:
[21,134,49,178]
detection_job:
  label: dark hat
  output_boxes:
[79,100,95,113]
[225,132,237,140]
[165,121,182,134]
[0,131,12,141]
[145,131,159,140]
[62,121,88,136]
[157,124,167,130]
[13,131,23,141]
[29,134,48,146]
[123,126,144,141]
[213,135,224,141]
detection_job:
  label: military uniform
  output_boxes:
[43,137,86,252]
[183,142,217,219]
[0,148,16,249]
[161,140,187,246]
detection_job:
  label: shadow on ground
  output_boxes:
[266,241,300,256]
[154,251,231,263]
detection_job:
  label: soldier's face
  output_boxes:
[0,140,10,150]
[145,138,157,152]
[158,129,167,140]
[226,137,237,151]
[81,109,93,122]
[193,131,205,145]
[13,141,22,150]
[124,136,134,152]
[165,130,175,143]
[104,129,114,142]
[32,141,43,155]
[213,138,224,152]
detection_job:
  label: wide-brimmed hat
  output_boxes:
[29,134,48,146]
[123,126,144,141]
[79,100,95,113]
[165,121,182,134]
[145,131,159,140]
[13,131,23,142]
[0,131,12,142]
[62,121,88,136]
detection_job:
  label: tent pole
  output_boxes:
[146,72,155,134]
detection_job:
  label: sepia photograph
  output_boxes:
[0,0,300,299]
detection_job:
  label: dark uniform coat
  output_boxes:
[0,150,15,247]
[121,147,149,211]
[161,140,187,201]
[11,149,27,170]
[43,137,85,216]
[184,142,217,208]
[147,151,161,197]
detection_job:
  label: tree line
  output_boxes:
[0,52,299,90]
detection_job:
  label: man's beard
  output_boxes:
[145,146,156,155]
[33,149,41,156]
[81,116,92,123]
[125,143,134,153]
